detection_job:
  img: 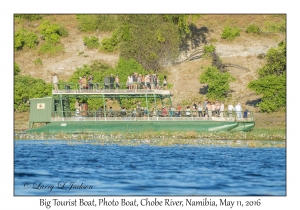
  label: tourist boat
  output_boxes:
[26,83,255,134]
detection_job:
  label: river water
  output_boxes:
[14,140,286,196]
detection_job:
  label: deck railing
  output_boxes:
[52,82,169,94]
[51,110,254,122]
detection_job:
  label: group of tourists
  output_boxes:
[125,72,168,90]
[77,73,167,90]
[164,100,248,118]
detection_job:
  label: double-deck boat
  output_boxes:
[26,83,255,134]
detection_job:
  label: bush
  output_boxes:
[264,19,286,33]
[57,25,69,37]
[246,24,260,34]
[14,14,43,21]
[38,42,64,55]
[221,26,241,40]
[202,44,215,58]
[100,31,120,52]
[248,41,286,112]
[14,28,39,50]
[14,62,21,76]
[199,66,235,100]
[38,20,68,44]
[83,36,100,49]
[14,75,52,112]
[76,15,117,32]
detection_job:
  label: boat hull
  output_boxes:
[25,120,254,134]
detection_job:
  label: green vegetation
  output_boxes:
[37,20,67,55]
[38,20,67,44]
[76,14,117,32]
[14,28,39,50]
[221,26,241,40]
[199,66,235,100]
[264,19,286,33]
[15,129,286,143]
[83,36,100,49]
[38,42,64,55]
[248,41,286,112]
[202,44,215,57]
[14,14,43,21]
[33,57,43,66]
[14,62,21,76]
[14,75,52,112]
[246,24,260,34]
[100,30,120,52]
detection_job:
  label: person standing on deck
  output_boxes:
[82,76,87,89]
[163,76,167,90]
[115,74,120,90]
[88,74,93,90]
[53,73,58,92]
[198,102,203,117]
[176,103,181,117]
[228,103,234,117]
[234,103,242,118]
[128,74,133,89]
[109,74,115,89]
[220,101,225,117]
[78,77,82,90]
[133,72,138,90]
[104,75,110,89]
[203,99,208,116]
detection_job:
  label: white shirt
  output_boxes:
[220,103,224,112]
[228,104,233,111]
[234,104,242,111]
[53,75,58,84]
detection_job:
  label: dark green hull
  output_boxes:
[26,120,255,134]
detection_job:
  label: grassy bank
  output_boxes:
[15,128,285,141]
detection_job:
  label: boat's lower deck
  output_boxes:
[26,120,255,134]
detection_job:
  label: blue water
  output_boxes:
[14,140,286,196]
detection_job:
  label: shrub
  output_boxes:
[57,25,69,37]
[199,66,235,99]
[100,31,120,52]
[14,14,43,21]
[76,15,117,32]
[14,28,39,50]
[221,26,241,40]
[14,75,52,112]
[14,62,21,76]
[203,44,215,53]
[246,24,260,34]
[38,20,68,44]
[264,20,286,33]
[248,41,286,112]
[83,36,100,49]
[202,44,215,58]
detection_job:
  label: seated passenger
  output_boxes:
[162,106,168,117]
[185,106,191,117]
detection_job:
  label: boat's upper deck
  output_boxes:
[52,82,171,96]
[52,88,171,95]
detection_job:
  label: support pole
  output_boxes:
[145,93,149,119]
[59,94,63,117]
[102,94,107,120]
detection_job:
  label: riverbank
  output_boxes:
[15,127,285,142]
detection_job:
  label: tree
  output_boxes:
[199,66,235,100]
[14,75,52,112]
[248,41,286,112]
